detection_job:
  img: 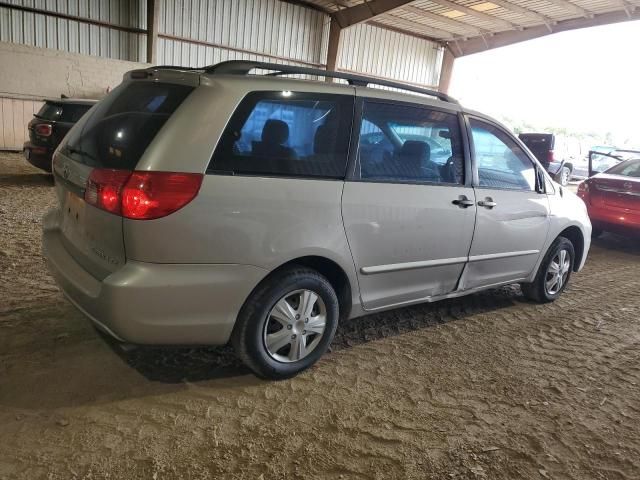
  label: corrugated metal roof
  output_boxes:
[301,0,638,42]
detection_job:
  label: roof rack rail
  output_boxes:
[202,60,458,104]
[148,65,204,71]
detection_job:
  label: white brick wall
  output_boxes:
[0,41,149,100]
[0,41,149,149]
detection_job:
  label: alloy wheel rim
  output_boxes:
[562,168,570,185]
[545,249,571,295]
[263,289,327,363]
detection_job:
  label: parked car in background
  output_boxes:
[518,133,576,186]
[43,61,591,379]
[23,98,97,172]
[578,150,640,237]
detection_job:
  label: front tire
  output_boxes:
[521,236,575,303]
[232,266,339,380]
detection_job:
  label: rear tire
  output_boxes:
[521,236,575,303]
[232,266,339,380]
[558,166,571,186]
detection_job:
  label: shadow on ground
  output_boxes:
[592,232,640,255]
[0,172,53,188]
[113,284,522,383]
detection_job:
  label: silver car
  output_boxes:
[43,61,591,379]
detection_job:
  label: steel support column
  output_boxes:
[326,17,342,78]
[146,0,160,64]
[438,48,456,94]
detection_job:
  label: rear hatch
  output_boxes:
[29,101,94,149]
[52,75,196,279]
[518,133,554,167]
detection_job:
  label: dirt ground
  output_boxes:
[1,151,639,480]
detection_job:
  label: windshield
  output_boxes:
[62,82,193,170]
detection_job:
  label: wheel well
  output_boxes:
[564,162,573,171]
[559,226,584,271]
[273,256,353,321]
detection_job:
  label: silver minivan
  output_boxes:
[43,61,591,379]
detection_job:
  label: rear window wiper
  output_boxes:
[64,146,99,163]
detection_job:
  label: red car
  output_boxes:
[578,151,640,238]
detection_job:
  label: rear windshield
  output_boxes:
[36,102,93,122]
[606,159,640,177]
[62,82,193,170]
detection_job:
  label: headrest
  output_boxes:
[262,119,289,145]
[313,125,334,155]
[399,140,430,163]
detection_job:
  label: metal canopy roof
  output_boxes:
[297,0,640,56]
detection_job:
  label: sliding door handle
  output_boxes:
[452,195,475,208]
[478,197,497,209]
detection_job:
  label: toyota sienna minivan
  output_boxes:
[43,61,591,379]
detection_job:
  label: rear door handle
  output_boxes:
[452,195,475,208]
[478,197,497,209]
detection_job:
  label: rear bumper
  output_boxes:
[587,204,640,236]
[42,209,268,345]
[23,142,53,172]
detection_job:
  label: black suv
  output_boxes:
[24,98,97,172]
[518,133,574,186]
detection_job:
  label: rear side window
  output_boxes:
[210,92,353,179]
[357,101,464,184]
[62,82,193,170]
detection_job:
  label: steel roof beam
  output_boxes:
[451,8,640,55]
[332,0,416,28]
[483,0,555,29]
[543,0,593,17]
[375,14,458,39]
[617,0,637,17]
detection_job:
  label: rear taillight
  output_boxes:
[122,172,203,220]
[577,180,589,196]
[547,150,555,163]
[85,169,132,214]
[84,169,202,220]
[35,124,52,137]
